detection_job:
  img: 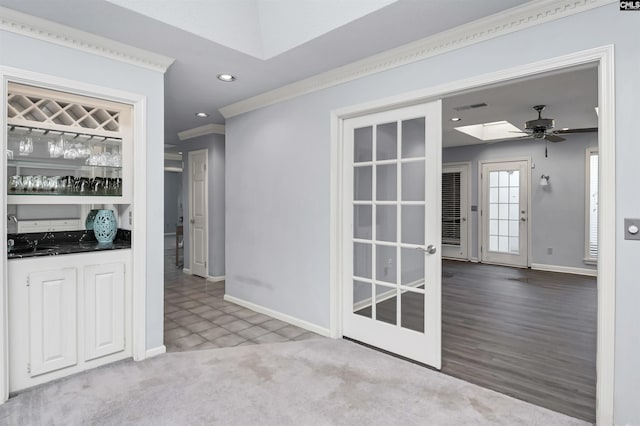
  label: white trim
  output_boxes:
[182,268,192,275]
[206,275,226,283]
[224,295,331,337]
[469,257,480,263]
[178,124,225,141]
[0,66,149,401]
[220,0,613,118]
[145,345,166,359]
[329,45,615,426]
[164,166,183,173]
[530,263,597,277]
[164,152,182,161]
[0,7,174,73]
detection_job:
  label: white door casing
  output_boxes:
[342,101,442,368]
[188,149,208,277]
[480,160,530,267]
[442,163,470,260]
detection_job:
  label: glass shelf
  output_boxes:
[8,159,122,173]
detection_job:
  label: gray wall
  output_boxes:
[443,133,597,270]
[179,133,225,277]
[164,171,182,233]
[225,4,640,423]
[0,30,166,350]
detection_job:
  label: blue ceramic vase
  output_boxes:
[93,209,117,243]
[85,209,100,230]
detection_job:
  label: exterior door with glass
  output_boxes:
[480,160,529,267]
[342,101,442,369]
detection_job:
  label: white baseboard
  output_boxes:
[530,263,597,277]
[224,294,331,337]
[182,268,192,275]
[145,345,166,359]
[207,275,226,283]
[469,257,480,263]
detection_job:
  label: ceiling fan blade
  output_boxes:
[555,127,598,134]
[544,134,565,143]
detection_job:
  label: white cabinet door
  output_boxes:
[28,268,78,377]
[84,263,125,361]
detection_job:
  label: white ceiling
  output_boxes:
[106,0,398,60]
[0,0,532,145]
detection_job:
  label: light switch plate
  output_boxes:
[624,218,640,240]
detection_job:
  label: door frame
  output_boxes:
[442,161,471,261]
[0,66,149,403]
[187,149,209,277]
[478,157,532,267]
[329,45,615,425]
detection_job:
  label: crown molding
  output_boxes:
[220,0,614,118]
[177,123,226,141]
[0,6,174,73]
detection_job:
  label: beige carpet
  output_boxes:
[0,338,589,425]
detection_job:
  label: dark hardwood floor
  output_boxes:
[356,260,597,423]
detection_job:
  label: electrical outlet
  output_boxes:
[547,247,553,255]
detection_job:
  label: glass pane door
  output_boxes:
[343,101,442,368]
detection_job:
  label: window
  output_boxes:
[585,147,598,262]
[442,171,461,245]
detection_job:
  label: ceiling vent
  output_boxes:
[453,102,488,112]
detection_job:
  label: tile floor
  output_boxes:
[164,235,322,352]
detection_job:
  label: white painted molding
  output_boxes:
[164,166,182,172]
[145,345,166,359]
[0,6,174,73]
[531,263,598,277]
[220,0,613,118]
[224,295,331,337]
[206,275,226,283]
[164,152,182,161]
[182,268,192,275]
[177,123,225,141]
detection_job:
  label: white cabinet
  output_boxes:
[6,82,133,204]
[8,250,131,392]
[28,268,77,377]
[84,263,125,361]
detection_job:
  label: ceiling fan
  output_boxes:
[513,105,598,142]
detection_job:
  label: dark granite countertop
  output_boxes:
[7,229,131,259]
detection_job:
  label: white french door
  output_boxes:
[480,160,529,267]
[342,101,442,369]
[442,163,469,260]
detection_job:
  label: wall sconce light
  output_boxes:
[540,174,550,187]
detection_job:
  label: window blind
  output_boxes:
[442,171,461,245]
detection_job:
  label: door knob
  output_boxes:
[425,244,437,255]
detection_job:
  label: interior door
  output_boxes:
[189,149,208,277]
[342,101,442,368]
[442,163,469,260]
[480,160,529,267]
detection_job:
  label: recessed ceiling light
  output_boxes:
[450,117,461,122]
[195,112,209,118]
[217,73,236,82]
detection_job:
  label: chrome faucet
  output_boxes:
[7,214,17,223]
[7,239,14,252]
